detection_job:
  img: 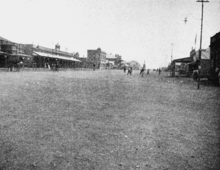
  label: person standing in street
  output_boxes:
[124,66,126,73]
[158,68,161,75]
[93,63,96,71]
[55,61,59,72]
[140,67,144,77]
[140,63,146,77]
[127,67,132,75]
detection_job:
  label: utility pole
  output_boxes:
[197,0,209,89]
[170,43,174,76]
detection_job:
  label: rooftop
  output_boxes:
[0,36,11,42]
[106,54,116,59]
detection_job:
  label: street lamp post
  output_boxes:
[197,0,209,89]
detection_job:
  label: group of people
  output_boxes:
[140,68,161,76]
[122,64,163,77]
[124,65,162,77]
[140,68,150,77]
[52,62,59,72]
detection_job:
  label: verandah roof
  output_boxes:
[172,57,193,63]
[33,51,81,62]
[11,53,31,57]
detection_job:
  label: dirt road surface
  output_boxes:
[0,70,219,170]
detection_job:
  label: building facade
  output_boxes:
[0,37,28,67]
[210,31,220,84]
[0,36,81,69]
[106,54,117,68]
[23,44,81,68]
[0,38,26,54]
[87,48,106,69]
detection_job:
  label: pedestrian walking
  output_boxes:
[147,69,150,75]
[127,67,132,75]
[140,66,145,77]
[47,63,51,70]
[140,63,146,77]
[93,63,96,71]
[55,61,59,72]
[158,68,161,75]
[52,63,56,71]
[140,68,144,77]
[124,66,126,73]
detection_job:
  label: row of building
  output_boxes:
[0,36,123,70]
[171,31,220,84]
[83,48,122,69]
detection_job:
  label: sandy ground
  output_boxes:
[0,70,219,170]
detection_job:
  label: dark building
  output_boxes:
[87,48,106,69]
[0,37,25,54]
[210,31,220,84]
[0,37,29,67]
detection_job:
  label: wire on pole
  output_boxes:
[197,0,209,2]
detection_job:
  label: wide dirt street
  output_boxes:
[0,70,219,170]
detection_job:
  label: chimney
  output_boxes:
[55,43,60,51]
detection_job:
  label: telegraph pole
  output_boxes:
[170,43,174,76]
[171,43,174,63]
[197,0,209,89]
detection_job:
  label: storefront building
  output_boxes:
[0,37,30,67]
[210,31,220,84]
[23,44,81,68]
[0,36,81,69]
[87,48,106,69]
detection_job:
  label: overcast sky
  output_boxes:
[1,0,219,68]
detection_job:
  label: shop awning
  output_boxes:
[33,51,81,62]
[11,53,32,57]
[172,57,193,63]
[185,61,197,65]
[70,57,81,62]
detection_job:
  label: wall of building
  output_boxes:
[210,32,220,71]
[87,48,106,69]
[22,44,80,68]
[210,32,220,83]
[87,50,98,66]
[0,39,26,55]
[1,45,17,54]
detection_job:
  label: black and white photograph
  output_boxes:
[0,0,220,169]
